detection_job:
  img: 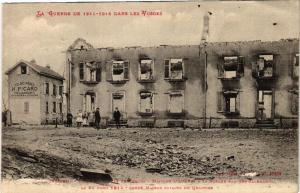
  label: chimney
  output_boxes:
[30,59,36,64]
[46,64,51,69]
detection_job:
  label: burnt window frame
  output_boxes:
[111,60,129,82]
[218,56,244,80]
[164,59,186,81]
[217,90,240,115]
[138,59,154,81]
[139,91,154,115]
[20,65,28,74]
[252,54,275,79]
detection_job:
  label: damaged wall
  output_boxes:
[66,38,298,128]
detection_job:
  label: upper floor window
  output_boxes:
[46,102,49,114]
[252,54,275,78]
[218,56,244,79]
[53,102,56,113]
[217,90,240,115]
[79,62,101,83]
[164,59,186,81]
[139,91,154,114]
[59,85,63,96]
[20,65,28,74]
[59,102,63,114]
[44,82,49,95]
[138,59,154,81]
[106,60,129,83]
[53,84,57,96]
[293,54,299,78]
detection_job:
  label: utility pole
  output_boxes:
[201,12,210,128]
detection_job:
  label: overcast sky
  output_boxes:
[2,1,299,76]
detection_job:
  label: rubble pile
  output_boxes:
[2,146,85,179]
[107,141,239,177]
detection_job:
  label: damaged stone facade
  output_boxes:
[66,38,298,128]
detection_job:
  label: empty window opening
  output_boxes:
[83,93,96,113]
[257,55,274,77]
[139,92,153,113]
[165,59,184,80]
[53,84,57,96]
[20,65,27,74]
[45,83,49,95]
[217,91,240,115]
[79,63,84,80]
[139,59,154,80]
[219,56,244,79]
[169,91,184,113]
[112,61,129,81]
[59,102,63,114]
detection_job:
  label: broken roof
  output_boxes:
[5,59,64,80]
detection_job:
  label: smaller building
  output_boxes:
[5,60,64,125]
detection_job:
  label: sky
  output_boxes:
[2,1,299,96]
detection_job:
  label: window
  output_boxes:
[111,60,129,81]
[85,62,101,82]
[291,90,298,115]
[44,83,49,95]
[217,91,240,115]
[24,102,29,113]
[79,63,84,80]
[53,102,56,113]
[218,56,244,79]
[59,102,63,114]
[252,54,274,78]
[59,85,63,96]
[257,90,274,120]
[46,102,49,114]
[20,65,27,74]
[112,92,125,116]
[53,84,57,96]
[139,59,154,81]
[139,91,154,114]
[168,91,184,114]
[164,59,185,80]
[293,54,299,78]
[83,92,96,113]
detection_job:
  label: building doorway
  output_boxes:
[112,92,125,118]
[257,90,274,122]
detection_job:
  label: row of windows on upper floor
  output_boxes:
[76,54,299,84]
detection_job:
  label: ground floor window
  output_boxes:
[291,90,298,115]
[139,91,153,114]
[217,90,240,115]
[168,91,184,113]
[46,102,49,114]
[53,102,56,113]
[24,102,29,114]
[83,92,96,113]
[59,102,63,114]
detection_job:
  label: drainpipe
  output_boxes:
[204,48,207,128]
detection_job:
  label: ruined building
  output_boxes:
[65,38,298,128]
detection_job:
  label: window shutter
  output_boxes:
[164,59,170,79]
[96,62,101,82]
[182,58,187,79]
[217,91,224,112]
[217,63,224,78]
[237,56,245,76]
[251,62,257,77]
[236,92,241,113]
[124,60,129,80]
[106,61,113,81]
[43,83,47,94]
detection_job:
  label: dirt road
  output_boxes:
[2,126,298,183]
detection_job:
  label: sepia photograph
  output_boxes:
[1,1,299,193]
